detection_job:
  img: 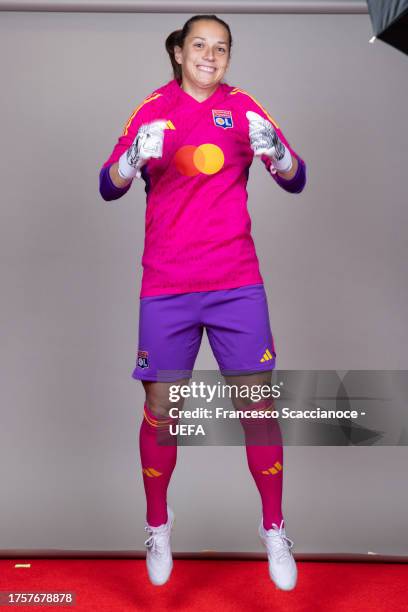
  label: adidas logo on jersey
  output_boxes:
[261,461,282,476]
[260,348,274,362]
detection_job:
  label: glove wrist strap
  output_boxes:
[270,147,293,173]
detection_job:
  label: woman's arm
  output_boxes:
[99,164,132,201]
[277,156,298,180]
[268,155,307,194]
[109,162,132,188]
[246,109,306,194]
[237,91,307,194]
[99,90,164,201]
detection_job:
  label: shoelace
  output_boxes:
[264,520,295,562]
[144,526,169,556]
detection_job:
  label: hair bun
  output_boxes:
[173,29,183,45]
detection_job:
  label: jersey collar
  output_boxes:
[174,78,226,109]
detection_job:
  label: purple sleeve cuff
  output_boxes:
[272,156,307,193]
[99,164,132,201]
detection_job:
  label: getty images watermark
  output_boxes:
[152,370,408,446]
[166,380,360,426]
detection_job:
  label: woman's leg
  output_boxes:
[139,379,188,527]
[202,285,282,530]
[225,371,284,530]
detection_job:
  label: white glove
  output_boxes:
[118,120,167,180]
[246,110,292,174]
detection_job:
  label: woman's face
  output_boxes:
[174,20,230,90]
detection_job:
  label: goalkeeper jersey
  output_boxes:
[100,78,306,298]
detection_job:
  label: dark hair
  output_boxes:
[165,14,233,81]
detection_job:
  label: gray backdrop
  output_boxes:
[0,9,407,556]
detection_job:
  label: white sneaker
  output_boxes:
[259,519,297,591]
[144,506,175,586]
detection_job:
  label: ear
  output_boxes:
[174,45,183,66]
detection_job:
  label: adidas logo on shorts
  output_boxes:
[260,348,274,362]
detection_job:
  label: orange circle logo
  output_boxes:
[174,144,224,176]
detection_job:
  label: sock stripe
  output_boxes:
[143,405,175,429]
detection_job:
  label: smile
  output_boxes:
[196,65,216,73]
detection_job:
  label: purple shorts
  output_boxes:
[131,284,276,382]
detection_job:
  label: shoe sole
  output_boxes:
[149,559,174,586]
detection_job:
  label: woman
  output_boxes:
[99,14,306,590]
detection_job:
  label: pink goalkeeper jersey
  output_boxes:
[102,79,305,298]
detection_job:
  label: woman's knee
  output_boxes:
[224,371,274,411]
[141,379,188,417]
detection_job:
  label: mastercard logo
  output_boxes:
[174,144,224,176]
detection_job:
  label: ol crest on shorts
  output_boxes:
[137,350,149,369]
[212,109,233,129]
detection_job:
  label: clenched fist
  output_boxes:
[118,120,168,180]
[246,111,292,174]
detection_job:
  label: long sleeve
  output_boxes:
[98,89,164,202]
[262,154,307,194]
[232,87,307,195]
[99,164,132,201]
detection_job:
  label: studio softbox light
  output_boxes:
[367,0,408,55]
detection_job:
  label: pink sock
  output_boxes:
[139,402,178,527]
[239,400,284,531]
